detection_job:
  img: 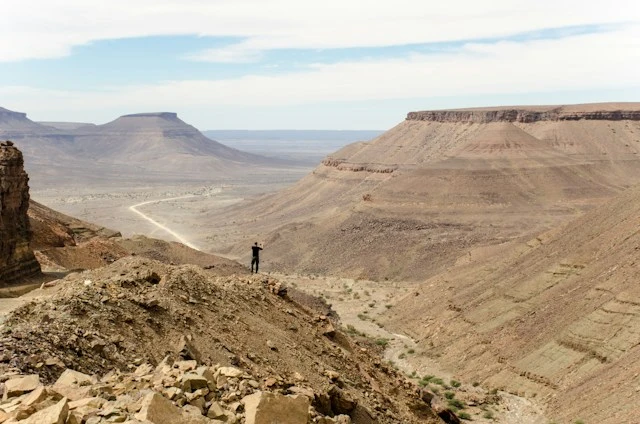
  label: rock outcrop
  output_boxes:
[406,103,640,123]
[0,141,41,285]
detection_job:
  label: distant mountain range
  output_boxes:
[0,107,293,187]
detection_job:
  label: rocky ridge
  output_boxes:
[0,142,40,285]
[0,257,446,423]
[406,103,640,123]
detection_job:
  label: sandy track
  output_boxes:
[128,195,199,250]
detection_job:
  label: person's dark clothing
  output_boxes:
[251,245,263,273]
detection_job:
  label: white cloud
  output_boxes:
[1,0,639,62]
[2,25,638,115]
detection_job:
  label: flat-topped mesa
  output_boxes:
[0,107,28,121]
[0,141,41,285]
[120,112,178,119]
[406,103,640,123]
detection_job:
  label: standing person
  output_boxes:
[251,242,263,273]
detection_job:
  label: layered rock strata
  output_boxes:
[0,141,41,284]
[407,104,640,123]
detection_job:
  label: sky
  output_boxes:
[1,0,639,130]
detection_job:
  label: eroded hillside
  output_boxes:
[383,183,640,424]
[0,257,444,423]
[204,103,640,281]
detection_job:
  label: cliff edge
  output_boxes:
[407,102,640,123]
[0,141,41,285]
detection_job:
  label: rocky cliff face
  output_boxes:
[0,141,41,285]
[406,104,640,123]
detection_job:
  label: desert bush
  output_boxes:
[407,348,415,354]
[362,193,372,201]
[451,379,461,388]
[458,412,472,420]
[375,338,389,347]
[483,411,494,419]
[448,398,465,409]
[444,391,455,399]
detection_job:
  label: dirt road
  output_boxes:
[128,195,199,250]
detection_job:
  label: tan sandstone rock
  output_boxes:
[242,391,309,424]
[1,375,40,400]
[19,397,68,424]
[134,392,210,424]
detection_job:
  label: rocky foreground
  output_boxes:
[0,257,447,423]
[0,357,360,424]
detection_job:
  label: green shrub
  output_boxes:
[472,381,480,387]
[399,353,406,359]
[407,348,415,354]
[385,304,392,309]
[483,411,494,419]
[422,375,435,382]
[375,338,389,347]
[451,379,461,388]
[431,377,445,385]
[458,412,472,420]
[448,398,465,409]
[444,391,455,399]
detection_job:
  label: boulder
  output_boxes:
[52,370,95,401]
[181,374,209,392]
[134,392,210,424]
[206,401,225,420]
[242,391,309,424]
[2,375,40,399]
[20,385,47,406]
[217,367,243,378]
[19,397,68,424]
